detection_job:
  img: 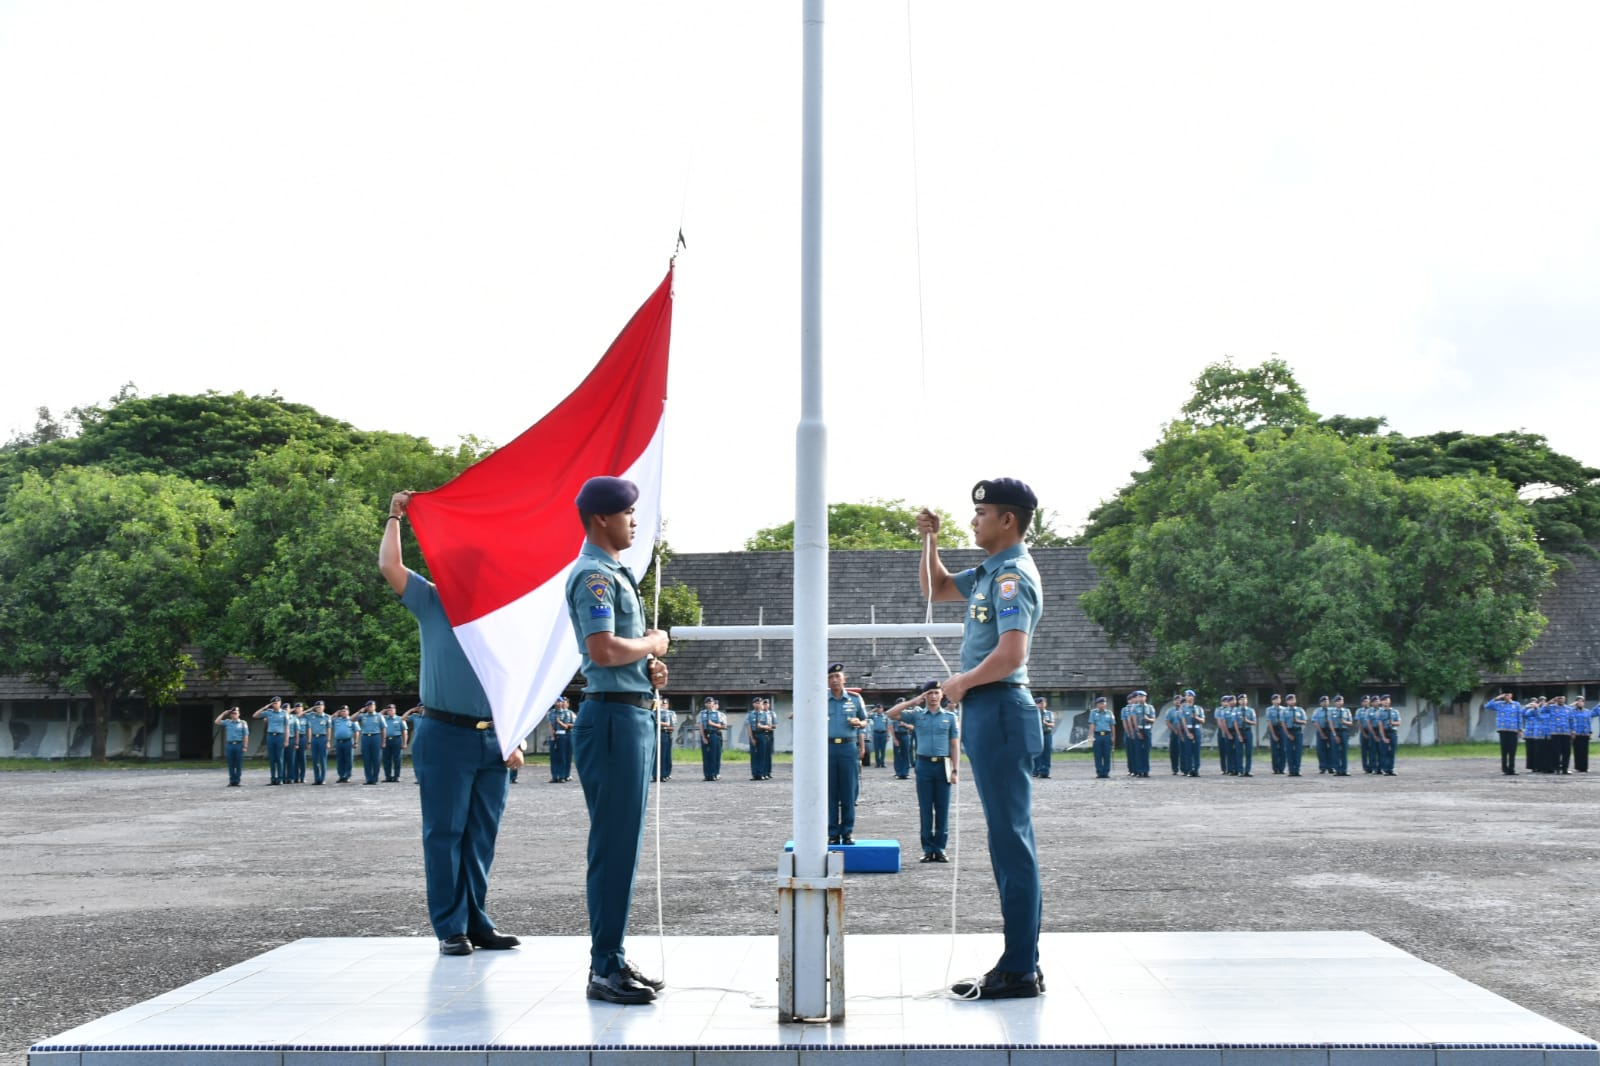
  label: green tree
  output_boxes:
[745,499,969,551]
[637,537,703,640]
[1025,509,1074,547]
[0,466,231,760]
[1180,357,1314,429]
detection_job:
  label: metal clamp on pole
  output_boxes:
[777,848,845,1022]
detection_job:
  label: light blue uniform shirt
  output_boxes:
[950,542,1042,682]
[828,692,866,739]
[383,714,406,738]
[1487,699,1522,732]
[305,711,330,737]
[260,707,288,734]
[1239,705,1257,729]
[565,541,651,695]
[1089,708,1116,733]
[698,708,726,736]
[221,718,249,743]
[870,711,889,734]
[1289,705,1307,727]
[400,571,493,718]
[356,710,384,735]
[331,716,356,741]
[901,707,959,757]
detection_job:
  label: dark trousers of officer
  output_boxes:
[574,697,653,977]
[1140,731,1153,776]
[1314,731,1329,772]
[702,732,723,779]
[656,731,673,779]
[1554,734,1572,773]
[1575,735,1589,773]
[550,732,572,781]
[1169,736,1182,774]
[915,755,952,853]
[1498,729,1519,773]
[290,742,306,782]
[1181,734,1200,776]
[1269,729,1285,773]
[1123,731,1139,775]
[1239,727,1254,775]
[335,737,354,780]
[872,731,889,767]
[1331,729,1349,774]
[265,732,285,783]
[310,736,328,784]
[361,733,382,784]
[827,739,858,837]
[1217,733,1233,774]
[893,734,913,777]
[383,738,403,780]
[962,686,1042,975]
[751,732,774,778]
[1285,728,1303,775]
[1092,732,1113,777]
[225,741,244,784]
[410,715,510,942]
[1359,732,1373,772]
[1034,734,1053,777]
[1377,734,1395,774]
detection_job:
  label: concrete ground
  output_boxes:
[4,751,1596,1065]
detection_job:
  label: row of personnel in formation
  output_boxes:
[213,699,413,786]
[1487,694,1596,775]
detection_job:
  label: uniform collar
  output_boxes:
[978,541,1028,574]
[579,540,624,571]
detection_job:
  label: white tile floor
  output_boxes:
[29,932,1599,1065]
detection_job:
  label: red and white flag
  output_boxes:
[406,267,673,757]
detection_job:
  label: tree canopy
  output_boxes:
[1079,360,1561,702]
[745,499,969,551]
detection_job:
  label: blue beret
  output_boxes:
[971,477,1037,510]
[575,476,639,514]
[1222,693,1235,701]
[919,680,942,693]
[828,662,845,674]
[1093,696,1107,705]
[703,696,717,705]
[363,700,376,707]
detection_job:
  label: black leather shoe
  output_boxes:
[587,970,656,1004]
[468,929,521,950]
[920,853,936,863]
[439,935,473,956]
[1036,966,1046,992]
[932,851,948,863]
[621,960,665,991]
[951,968,1039,999]
[841,834,855,845]
[828,836,840,845]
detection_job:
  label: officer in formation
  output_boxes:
[548,695,577,783]
[653,698,675,781]
[886,680,959,863]
[253,697,289,785]
[1088,696,1115,778]
[1574,697,1593,773]
[331,704,357,782]
[1284,694,1306,775]
[869,702,890,768]
[304,700,330,784]
[1121,690,1151,777]
[698,696,727,781]
[1311,697,1332,773]
[1235,693,1256,776]
[1033,696,1055,778]
[1264,694,1286,773]
[354,699,385,785]
[892,702,916,778]
[1486,691,1523,774]
[1356,696,1376,773]
[825,663,869,844]
[381,703,408,781]
[747,695,776,780]
[1214,694,1238,775]
[916,478,1046,1000]
[1372,694,1399,776]
[858,712,872,769]
[215,706,249,786]
[1174,690,1202,777]
[287,703,309,783]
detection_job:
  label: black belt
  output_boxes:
[967,681,1027,696]
[1094,731,1111,736]
[226,740,243,744]
[588,692,653,708]
[423,708,494,731]
[919,755,947,762]
[830,738,850,744]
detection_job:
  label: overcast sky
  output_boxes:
[3,1,1596,552]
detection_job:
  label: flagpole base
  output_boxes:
[776,848,845,1022]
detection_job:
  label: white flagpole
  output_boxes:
[790,0,829,1022]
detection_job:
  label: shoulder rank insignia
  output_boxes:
[585,573,610,601]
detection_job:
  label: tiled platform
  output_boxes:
[30,931,1598,1065]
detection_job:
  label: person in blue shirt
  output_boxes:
[1263,694,1285,774]
[1311,698,1331,773]
[380,703,408,782]
[215,706,248,786]
[1550,696,1574,774]
[916,477,1045,1000]
[1486,691,1523,775]
[1088,696,1115,779]
[1573,696,1593,774]
[748,696,777,780]
[1236,693,1256,777]
[353,700,384,785]
[1525,699,1548,773]
[698,696,728,781]
[330,705,356,782]
[252,697,288,785]
[888,680,961,863]
[548,695,577,783]
[304,700,330,785]
[1356,697,1374,774]
[1215,694,1237,776]
[824,664,869,843]
[653,698,676,781]
[1032,696,1056,778]
[1373,694,1400,776]
[869,702,890,769]
[1284,694,1306,776]
[285,704,308,783]
[1178,691,1203,777]
[892,706,916,779]
[383,490,524,961]
[559,476,671,1004]
[1121,692,1148,778]
[1163,696,1184,775]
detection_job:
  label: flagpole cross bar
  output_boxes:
[670,622,963,642]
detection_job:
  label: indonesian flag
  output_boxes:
[405,267,673,757]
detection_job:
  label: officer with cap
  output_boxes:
[381,703,407,781]
[825,664,869,843]
[917,477,1045,999]
[1356,696,1375,773]
[252,697,288,785]
[1312,697,1331,773]
[1285,694,1306,776]
[1216,694,1237,775]
[1374,694,1400,776]
[1033,696,1056,778]
[1264,694,1285,774]
[215,707,248,786]
[892,700,916,778]
[747,695,776,779]
[1179,690,1203,777]
[1330,695,1351,776]
[330,704,356,781]
[868,702,890,769]
[652,697,676,781]
[699,696,727,781]
[304,700,330,784]
[354,700,384,785]
[1088,696,1115,778]
[548,695,576,782]
[1236,693,1256,777]
[887,680,960,863]
[286,703,308,783]
[383,490,522,959]
[560,475,669,1003]
[1164,694,1184,775]
[1485,691,1523,775]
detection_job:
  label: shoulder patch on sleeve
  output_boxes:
[996,573,1021,600]
[584,572,611,601]
[590,604,613,618]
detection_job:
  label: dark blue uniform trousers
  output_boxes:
[265,732,286,783]
[915,755,952,852]
[893,733,913,776]
[1285,728,1303,774]
[702,733,723,778]
[310,736,328,784]
[1239,727,1254,775]
[550,732,572,780]
[1092,732,1113,777]
[574,698,653,978]
[752,733,774,778]
[962,686,1042,975]
[657,730,673,779]
[225,740,244,784]
[383,737,403,780]
[827,740,858,836]
[410,716,509,941]
[335,738,354,780]
[361,733,382,783]
[1033,736,1053,777]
